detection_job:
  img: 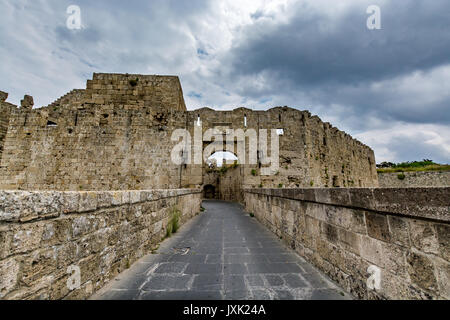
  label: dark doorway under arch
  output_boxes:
[203,184,216,199]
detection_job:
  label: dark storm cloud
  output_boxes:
[0,0,448,163]
[230,1,450,86]
[226,0,450,125]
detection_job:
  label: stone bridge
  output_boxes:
[1,187,448,300]
[0,74,448,300]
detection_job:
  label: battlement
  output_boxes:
[0,73,378,191]
[85,73,186,111]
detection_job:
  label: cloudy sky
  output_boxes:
[1,0,449,163]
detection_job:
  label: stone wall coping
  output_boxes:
[0,188,202,223]
[243,187,450,222]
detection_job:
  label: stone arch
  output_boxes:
[206,151,238,167]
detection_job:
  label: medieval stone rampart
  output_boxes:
[0,188,201,299]
[0,73,378,192]
[378,171,450,187]
[244,187,450,299]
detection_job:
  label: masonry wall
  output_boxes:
[0,91,16,162]
[183,107,378,191]
[244,187,450,300]
[0,74,188,190]
[0,73,378,194]
[378,171,450,187]
[217,166,243,202]
[0,188,202,300]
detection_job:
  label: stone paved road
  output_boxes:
[92,200,351,300]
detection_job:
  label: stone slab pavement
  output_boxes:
[91,200,351,300]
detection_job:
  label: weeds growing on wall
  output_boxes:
[166,207,181,238]
[129,78,139,87]
[377,160,450,173]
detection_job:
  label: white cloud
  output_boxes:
[355,123,450,163]
[0,0,449,163]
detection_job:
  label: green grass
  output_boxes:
[377,164,450,173]
[129,78,138,87]
[219,166,228,175]
[251,169,257,176]
[166,207,181,238]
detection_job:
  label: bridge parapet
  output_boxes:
[0,188,202,299]
[244,187,450,299]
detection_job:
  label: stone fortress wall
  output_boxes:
[244,187,450,300]
[184,107,378,201]
[0,91,16,161]
[0,74,187,190]
[0,73,404,300]
[0,189,202,299]
[0,73,378,192]
[378,171,450,187]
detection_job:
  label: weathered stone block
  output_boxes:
[129,191,141,204]
[409,220,439,255]
[348,188,375,209]
[359,236,384,267]
[338,228,361,255]
[11,223,44,255]
[381,242,407,276]
[0,257,20,298]
[110,191,123,206]
[387,216,410,247]
[435,223,450,261]
[406,251,438,294]
[78,192,98,212]
[21,248,57,286]
[97,192,113,208]
[366,212,391,242]
[321,222,339,243]
[62,192,80,213]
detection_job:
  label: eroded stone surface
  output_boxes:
[244,188,450,300]
[0,73,377,193]
[0,189,202,300]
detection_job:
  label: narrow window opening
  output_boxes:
[323,137,327,146]
[279,114,282,122]
[47,120,57,127]
[74,113,78,126]
[197,115,201,126]
[332,176,339,187]
[276,129,284,136]
[244,114,247,127]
